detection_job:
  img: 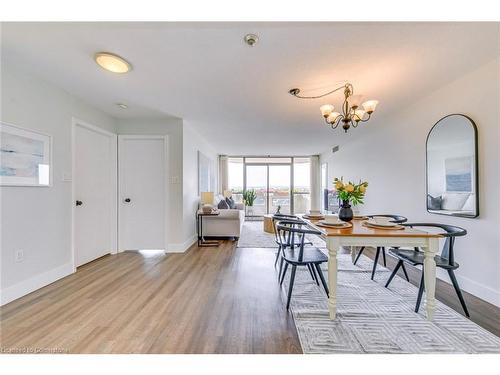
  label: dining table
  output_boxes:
[301,216,442,321]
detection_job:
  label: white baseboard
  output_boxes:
[0,262,74,306]
[167,235,197,253]
[455,273,500,307]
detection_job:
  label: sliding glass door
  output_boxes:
[245,165,268,216]
[269,165,291,215]
[229,156,310,216]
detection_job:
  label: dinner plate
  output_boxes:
[303,214,325,220]
[363,221,404,230]
[365,219,398,227]
[318,220,352,228]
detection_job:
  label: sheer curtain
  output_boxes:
[218,155,228,194]
[309,155,321,211]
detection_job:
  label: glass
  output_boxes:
[269,165,291,215]
[293,193,311,214]
[293,158,311,214]
[426,114,478,218]
[228,157,244,199]
[362,100,378,113]
[321,163,328,211]
[245,165,267,216]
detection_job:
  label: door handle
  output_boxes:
[124,198,131,203]
[76,200,83,206]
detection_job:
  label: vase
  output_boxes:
[338,200,353,222]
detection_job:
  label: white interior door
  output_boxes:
[74,120,117,267]
[118,135,168,250]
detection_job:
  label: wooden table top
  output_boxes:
[302,217,441,238]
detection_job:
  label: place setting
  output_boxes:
[316,214,353,229]
[362,215,405,230]
[302,209,325,220]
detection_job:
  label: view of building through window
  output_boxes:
[227,157,311,216]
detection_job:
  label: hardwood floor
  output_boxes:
[0,242,301,354]
[1,241,498,354]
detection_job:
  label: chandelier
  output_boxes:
[289,83,378,133]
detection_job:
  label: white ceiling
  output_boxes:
[2,22,499,155]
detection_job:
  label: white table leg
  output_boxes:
[327,237,340,319]
[423,237,439,320]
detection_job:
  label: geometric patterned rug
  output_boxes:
[237,221,326,248]
[283,254,500,353]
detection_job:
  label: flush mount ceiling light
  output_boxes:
[289,83,378,133]
[94,52,132,73]
[116,103,128,109]
[244,34,259,47]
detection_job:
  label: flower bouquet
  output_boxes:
[333,177,368,221]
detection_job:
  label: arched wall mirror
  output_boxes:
[426,114,479,218]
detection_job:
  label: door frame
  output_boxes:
[71,117,118,271]
[117,135,170,252]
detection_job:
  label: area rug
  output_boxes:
[237,220,325,248]
[282,254,500,353]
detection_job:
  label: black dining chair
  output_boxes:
[353,214,408,280]
[272,214,301,267]
[276,221,329,310]
[272,214,312,267]
[384,223,470,317]
[273,216,315,283]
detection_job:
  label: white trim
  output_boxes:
[455,273,500,307]
[0,262,73,306]
[71,118,118,271]
[118,135,169,252]
[167,235,197,253]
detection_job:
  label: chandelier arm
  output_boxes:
[325,115,343,129]
[289,83,351,100]
[331,115,344,129]
[359,112,372,123]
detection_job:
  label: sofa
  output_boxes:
[200,194,245,238]
[427,192,476,216]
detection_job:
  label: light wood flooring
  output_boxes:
[1,240,498,353]
[0,242,301,354]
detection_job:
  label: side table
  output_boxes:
[197,210,220,247]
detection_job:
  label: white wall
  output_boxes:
[182,122,218,249]
[320,57,500,306]
[1,63,117,305]
[0,63,219,304]
[115,118,186,250]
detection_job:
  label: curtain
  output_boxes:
[309,155,321,211]
[218,155,228,194]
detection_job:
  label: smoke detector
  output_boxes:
[244,34,259,47]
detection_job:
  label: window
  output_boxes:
[293,157,311,214]
[226,156,311,215]
[228,157,244,203]
[321,163,328,210]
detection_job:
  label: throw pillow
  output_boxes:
[226,197,236,209]
[427,194,442,210]
[217,199,230,210]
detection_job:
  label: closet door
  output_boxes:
[74,121,117,267]
[118,135,168,250]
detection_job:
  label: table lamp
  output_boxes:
[200,192,214,205]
